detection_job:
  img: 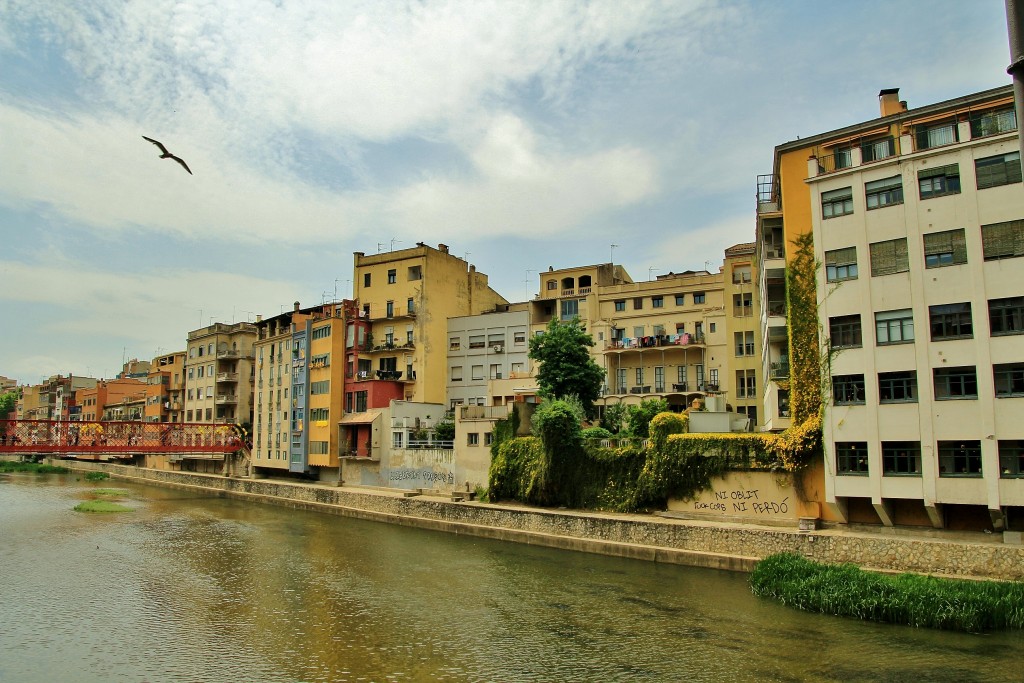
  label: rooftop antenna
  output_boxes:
[377,242,384,253]
[390,238,402,251]
[334,278,339,301]
[241,309,256,322]
[523,269,535,300]
[610,244,619,264]
[648,267,660,281]
[704,260,713,273]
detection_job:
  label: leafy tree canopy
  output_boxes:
[0,391,17,419]
[528,318,605,414]
[626,398,669,438]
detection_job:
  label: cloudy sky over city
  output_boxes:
[0,0,1013,383]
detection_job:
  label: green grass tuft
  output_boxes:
[84,471,110,481]
[90,488,130,498]
[0,461,70,474]
[751,552,1024,632]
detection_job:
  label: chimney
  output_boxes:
[256,314,262,322]
[438,243,449,253]
[293,301,300,312]
[879,88,904,117]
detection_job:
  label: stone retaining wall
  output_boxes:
[62,461,1024,581]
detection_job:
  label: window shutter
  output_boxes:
[951,229,967,263]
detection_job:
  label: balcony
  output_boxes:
[767,300,787,317]
[606,333,704,351]
[362,341,416,353]
[770,361,790,380]
[216,372,239,383]
[216,394,238,405]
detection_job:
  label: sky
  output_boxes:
[0,0,1013,384]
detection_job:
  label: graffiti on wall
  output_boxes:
[388,468,456,487]
[693,489,790,516]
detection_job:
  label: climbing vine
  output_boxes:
[786,231,822,425]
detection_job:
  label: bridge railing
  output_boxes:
[0,419,246,455]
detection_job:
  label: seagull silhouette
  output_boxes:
[142,136,193,175]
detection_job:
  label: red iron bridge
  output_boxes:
[0,419,248,462]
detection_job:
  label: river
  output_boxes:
[1,472,1021,682]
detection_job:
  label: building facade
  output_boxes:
[183,322,257,426]
[761,84,1023,531]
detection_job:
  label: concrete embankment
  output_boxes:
[60,461,1024,581]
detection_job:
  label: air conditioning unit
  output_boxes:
[491,344,504,353]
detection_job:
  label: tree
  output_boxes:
[626,398,669,438]
[528,317,605,414]
[0,390,17,419]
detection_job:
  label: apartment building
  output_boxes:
[759,84,1023,531]
[724,243,761,427]
[350,243,508,408]
[145,352,185,423]
[446,306,532,410]
[183,322,257,427]
[19,374,98,421]
[75,378,147,422]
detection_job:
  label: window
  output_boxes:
[511,362,524,375]
[387,269,396,284]
[309,408,329,421]
[934,366,978,400]
[407,297,415,315]
[468,335,485,349]
[732,267,751,284]
[981,219,1024,261]
[363,273,371,287]
[938,441,982,477]
[675,294,685,306]
[467,432,479,446]
[489,364,501,380]
[829,315,862,348]
[633,297,643,310]
[923,229,967,268]
[197,387,204,400]
[354,391,367,412]
[915,120,958,149]
[1000,440,1024,478]
[546,279,557,291]
[990,297,1024,336]
[311,325,331,340]
[635,367,645,386]
[882,442,921,476]
[735,369,756,398]
[836,442,869,475]
[825,247,858,282]
[188,367,194,380]
[408,265,422,281]
[614,300,625,312]
[450,337,461,351]
[709,323,716,333]
[197,365,204,378]
[875,309,914,345]
[560,299,579,321]
[865,175,903,209]
[734,331,754,356]
[693,292,706,304]
[918,164,961,199]
[929,303,973,340]
[205,408,212,420]
[821,187,853,218]
[310,380,330,395]
[386,300,394,317]
[976,152,1022,189]
[733,293,753,316]
[869,238,909,276]
[861,136,895,163]
[832,374,865,405]
[451,366,463,382]
[994,363,1024,397]
[633,326,645,338]
[879,371,917,403]
[484,432,494,446]
[310,353,330,367]
[471,365,484,381]
[652,296,664,308]
[654,366,665,392]
[971,108,1017,138]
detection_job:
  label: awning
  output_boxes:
[339,410,383,426]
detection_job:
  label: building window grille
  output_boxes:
[869,238,909,276]
[938,441,982,477]
[929,302,973,340]
[821,187,853,218]
[825,247,858,282]
[832,374,865,405]
[989,296,1024,336]
[918,164,961,199]
[835,442,869,475]
[882,442,921,476]
[879,371,917,403]
[981,219,1024,261]
[933,366,978,400]
[865,175,903,209]
[923,228,967,268]
[976,152,1022,189]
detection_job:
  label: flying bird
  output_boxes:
[142,136,193,175]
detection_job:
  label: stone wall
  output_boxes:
[61,460,1024,581]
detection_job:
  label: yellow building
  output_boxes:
[723,242,761,427]
[351,243,508,407]
[758,84,1024,532]
[145,352,185,423]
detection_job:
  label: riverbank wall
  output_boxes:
[61,460,1024,581]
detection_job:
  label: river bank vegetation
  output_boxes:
[0,460,69,474]
[750,553,1024,632]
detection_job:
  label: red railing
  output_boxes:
[0,420,245,455]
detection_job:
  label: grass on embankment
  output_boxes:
[0,461,69,474]
[750,552,1024,633]
[74,500,132,513]
[90,488,130,498]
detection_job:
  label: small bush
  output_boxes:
[85,471,110,482]
[581,426,613,440]
[751,553,1024,632]
[0,461,69,474]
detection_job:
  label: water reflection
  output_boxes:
[0,473,1020,682]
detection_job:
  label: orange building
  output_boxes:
[75,378,147,422]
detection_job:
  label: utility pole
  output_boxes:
[1006,0,1024,157]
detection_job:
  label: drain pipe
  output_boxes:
[1007,0,1024,156]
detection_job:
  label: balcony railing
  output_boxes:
[607,333,704,350]
[215,395,238,404]
[216,372,239,383]
[767,300,787,317]
[770,361,790,379]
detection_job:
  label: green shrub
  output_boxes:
[581,426,613,440]
[751,553,1024,632]
[0,461,69,474]
[600,403,627,434]
[488,436,543,503]
[625,398,668,438]
[85,471,110,481]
